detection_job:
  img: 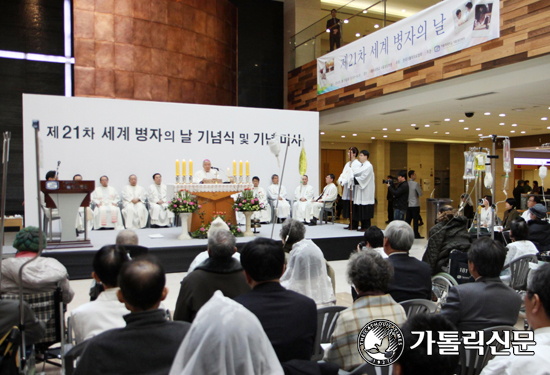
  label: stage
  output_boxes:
[31,223,363,279]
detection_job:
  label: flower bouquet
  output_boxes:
[191,211,243,239]
[232,188,264,212]
[168,189,201,214]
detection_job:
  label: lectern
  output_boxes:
[41,180,95,246]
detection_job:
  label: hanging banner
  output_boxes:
[317,0,500,95]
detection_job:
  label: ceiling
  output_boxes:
[319,54,550,146]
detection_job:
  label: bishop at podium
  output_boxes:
[193,160,227,183]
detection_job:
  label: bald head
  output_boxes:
[116,230,139,246]
[118,256,166,311]
[203,159,211,172]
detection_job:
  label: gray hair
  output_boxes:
[116,230,139,246]
[347,250,393,293]
[384,221,414,252]
[279,219,306,246]
[208,229,236,259]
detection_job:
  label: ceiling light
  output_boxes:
[363,9,368,13]
[355,33,360,37]
[424,124,430,127]
[374,24,379,28]
[444,118,450,121]
[320,132,325,135]
[521,131,526,134]
[383,135,388,138]
[548,126,550,129]
[371,136,375,139]
[434,131,438,134]
[411,124,416,126]
[499,122,505,125]
[445,132,450,134]
[344,19,349,23]
[464,127,469,130]
[476,128,481,131]
[499,113,506,117]
[459,119,465,122]
[484,112,490,115]
[478,134,483,136]
[382,128,387,130]
[353,133,357,136]
[396,129,401,131]
[510,130,515,133]
[326,29,330,33]
[341,135,345,138]
[512,124,517,127]
[542,117,548,121]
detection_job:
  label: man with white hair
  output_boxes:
[384,220,432,302]
[91,176,124,230]
[121,174,148,229]
[292,175,315,223]
[116,229,139,246]
[267,174,291,222]
[193,159,224,183]
[147,173,174,228]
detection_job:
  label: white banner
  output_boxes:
[318,0,500,95]
[22,95,319,226]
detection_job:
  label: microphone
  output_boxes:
[211,167,219,171]
[55,161,61,179]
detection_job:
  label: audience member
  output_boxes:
[324,250,406,371]
[173,230,250,322]
[479,195,493,227]
[70,246,131,344]
[279,219,336,306]
[406,170,423,238]
[0,300,45,345]
[513,180,524,208]
[358,225,387,258]
[393,314,459,375]
[504,218,538,268]
[521,194,540,222]
[74,256,190,375]
[440,237,522,331]
[501,198,520,231]
[523,180,532,193]
[422,206,470,275]
[384,221,432,302]
[169,291,284,375]
[527,203,550,252]
[235,238,317,363]
[481,263,550,374]
[532,180,541,194]
[116,229,138,246]
[1,227,74,303]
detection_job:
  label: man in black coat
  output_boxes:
[326,9,341,51]
[235,238,317,363]
[440,237,522,331]
[513,180,524,208]
[388,170,409,221]
[74,256,191,375]
[527,204,550,252]
[384,221,432,302]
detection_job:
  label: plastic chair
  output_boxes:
[504,254,538,291]
[319,200,336,225]
[458,326,516,375]
[399,299,437,318]
[311,306,346,361]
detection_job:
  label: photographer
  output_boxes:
[387,171,409,221]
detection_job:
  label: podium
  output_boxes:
[41,180,95,246]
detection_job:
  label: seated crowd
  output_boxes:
[1,196,549,374]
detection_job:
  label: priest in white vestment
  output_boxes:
[338,147,360,229]
[91,176,124,230]
[350,150,375,231]
[193,159,227,183]
[267,174,291,221]
[121,174,149,229]
[308,174,338,225]
[292,175,315,223]
[148,173,175,227]
[234,176,272,225]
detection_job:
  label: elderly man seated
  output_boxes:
[440,237,522,331]
[91,176,124,230]
[384,220,432,302]
[292,175,314,222]
[324,250,407,371]
[70,245,131,343]
[1,227,74,304]
[74,256,191,375]
[121,174,148,229]
[147,173,174,228]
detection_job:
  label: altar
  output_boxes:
[167,183,252,231]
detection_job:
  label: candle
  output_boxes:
[182,159,186,176]
[189,160,193,176]
[227,167,231,178]
[239,160,243,176]
[233,160,237,176]
[176,159,180,176]
[246,160,249,176]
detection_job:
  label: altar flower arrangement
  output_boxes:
[191,211,242,239]
[168,189,200,214]
[232,188,263,212]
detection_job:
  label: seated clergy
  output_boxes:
[235,176,272,225]
[73,174,93,233]
[267,174,291,221]
[147,173,174,228]
[70,245,130,344]
[193,159,226,183]
[121,174,148,229]
[91,176,124,230]
[308,173,338,226]
[292,175,315,223]
[73,256,191,375]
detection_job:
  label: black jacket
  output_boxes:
[388,181,409,211]
[387,252,432,302]
[235,282,317,363]
[422,215,471,275]
[528,219,550,252]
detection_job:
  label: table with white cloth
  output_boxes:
[167,183,252,231]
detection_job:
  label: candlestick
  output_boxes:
[227,167,231,179]
[246,160,249,176]
[176,159,180,176]
[182,159,186,176]
[239,160,243,176]
[189,159,193,176]
[233,160,237,176]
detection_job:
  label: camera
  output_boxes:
[382,179,393,184]
[478,198,484,206]
[465,112,474,118]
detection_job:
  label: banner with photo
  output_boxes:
[317,0,500,95]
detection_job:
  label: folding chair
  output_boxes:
[399,299,437,318]
[504,254,538,291]
[319,200,336,225]
[311,306,346,361]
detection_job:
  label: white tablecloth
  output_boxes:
[167,183,252,198]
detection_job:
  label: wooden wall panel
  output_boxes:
[288,0,550,111]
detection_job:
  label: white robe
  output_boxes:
[193,169,227,183]
[121,185,149,229]
[235,186,272,224]
[292,184,315,222]
[310,183,338,219]
[76,207,93,233]
[148,183,175,227]
[351,160,375,205]
[338,160,360,200]
[91,186,124,230]
[267,184,290,219]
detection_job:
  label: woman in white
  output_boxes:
[501,218,538,277]
[479,195,493,227]
[279,219,336,307]
[169,291,283,375]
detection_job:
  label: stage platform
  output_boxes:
[33,223,363,279]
